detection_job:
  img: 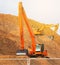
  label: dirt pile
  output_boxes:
[0,13,60,58]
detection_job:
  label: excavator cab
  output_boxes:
[35,44,47,57]
[27,44,47,57]
[36,44,44,52]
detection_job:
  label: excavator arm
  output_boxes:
[45,24,59,32]
[18,2,24,50]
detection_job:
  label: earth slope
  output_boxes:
[0,14,60,58]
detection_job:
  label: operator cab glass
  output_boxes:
[36,44,41,52]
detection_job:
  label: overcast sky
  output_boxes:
[0,0,60,34]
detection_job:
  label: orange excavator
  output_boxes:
[16,2,47,57]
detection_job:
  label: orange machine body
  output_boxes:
[18,2,47,57]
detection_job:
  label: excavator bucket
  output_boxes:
[48,36,54,40]
[16,49,28,55]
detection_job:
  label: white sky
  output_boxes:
[0,0,60,35]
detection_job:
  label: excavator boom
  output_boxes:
[22,7,36,53]
[16,2,36,55]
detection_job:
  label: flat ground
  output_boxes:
[30,59,60,65]
[0,60,27,65]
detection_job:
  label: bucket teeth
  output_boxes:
[16,49,28,55]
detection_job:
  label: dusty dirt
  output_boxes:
[30,59,60,65]
[0,60,27,65]
[0,13,60,59]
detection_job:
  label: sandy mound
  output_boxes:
[0,13,60,58]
